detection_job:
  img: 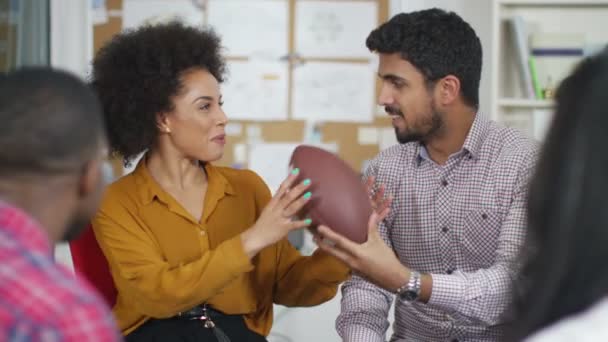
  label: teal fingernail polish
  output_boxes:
[303,191,312,199]
[303,178,311,186]
[291,168,300,175]
[304,218,312,225]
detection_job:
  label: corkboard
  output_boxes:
[0,22,17,72]
[94,0,394,173]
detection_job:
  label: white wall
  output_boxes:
[50,0,93,78]
[392,0,493,118]
[50,0,95,271]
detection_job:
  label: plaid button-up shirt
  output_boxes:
[338,115,538,342]
[0,201,121,342]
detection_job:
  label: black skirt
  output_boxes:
[125,314,267,342]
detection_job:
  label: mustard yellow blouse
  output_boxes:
[92,160,350,336]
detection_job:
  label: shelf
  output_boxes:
[498,98,554,108]
[499,0,608,5]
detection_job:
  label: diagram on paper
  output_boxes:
[295,1,378,58]
[292,62,375,123]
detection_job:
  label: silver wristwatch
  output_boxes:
[396,271,421,302]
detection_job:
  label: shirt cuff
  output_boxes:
[218,235,255,274]
[341,325,386,342]
[427,272,466,313]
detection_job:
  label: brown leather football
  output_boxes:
[289,145,372,244]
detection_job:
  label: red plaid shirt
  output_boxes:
[0,201,121,341]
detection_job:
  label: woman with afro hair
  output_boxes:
[90,22,350,341]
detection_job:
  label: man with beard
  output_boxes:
[0,68,120,341]
[314,8,538,342]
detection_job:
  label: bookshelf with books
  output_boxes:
[490,0,608,140]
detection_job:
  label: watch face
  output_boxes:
[401,290,418,301]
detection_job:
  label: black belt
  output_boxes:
[174,304,231,342]
[175,304,225,322]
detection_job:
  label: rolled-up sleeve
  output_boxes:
[337,220,395,341]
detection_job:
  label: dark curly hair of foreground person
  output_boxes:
[90,21,226,164]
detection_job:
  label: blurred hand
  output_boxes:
[365,176,392,214]
[241,168,312,258]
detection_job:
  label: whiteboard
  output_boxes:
[292,62,375,123]
[295,1,378,58]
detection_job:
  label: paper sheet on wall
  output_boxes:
[248,143,338,194]
[225,122,243,137]
[379,127,399,151]
[233,143,248,164]
[295,1,378,58]
[222,59,289,121]
[92,0,108,25]
[122,0,204,29]
[292,62,375,122]
[357,126,379,145]
[208,0,288,57]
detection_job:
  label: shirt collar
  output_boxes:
[461,113,490,160]
[416,113,489,163]
[134,156,236,206]
[416,144,430,165]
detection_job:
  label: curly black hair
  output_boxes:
[367,8,482,109]
[90,21,226,164]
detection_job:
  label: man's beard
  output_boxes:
[387,101,444,144]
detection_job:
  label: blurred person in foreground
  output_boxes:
[0,68,120,341]
[508,46,608,342]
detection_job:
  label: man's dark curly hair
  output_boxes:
[90,21,226,164]
[367,8,482,109]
